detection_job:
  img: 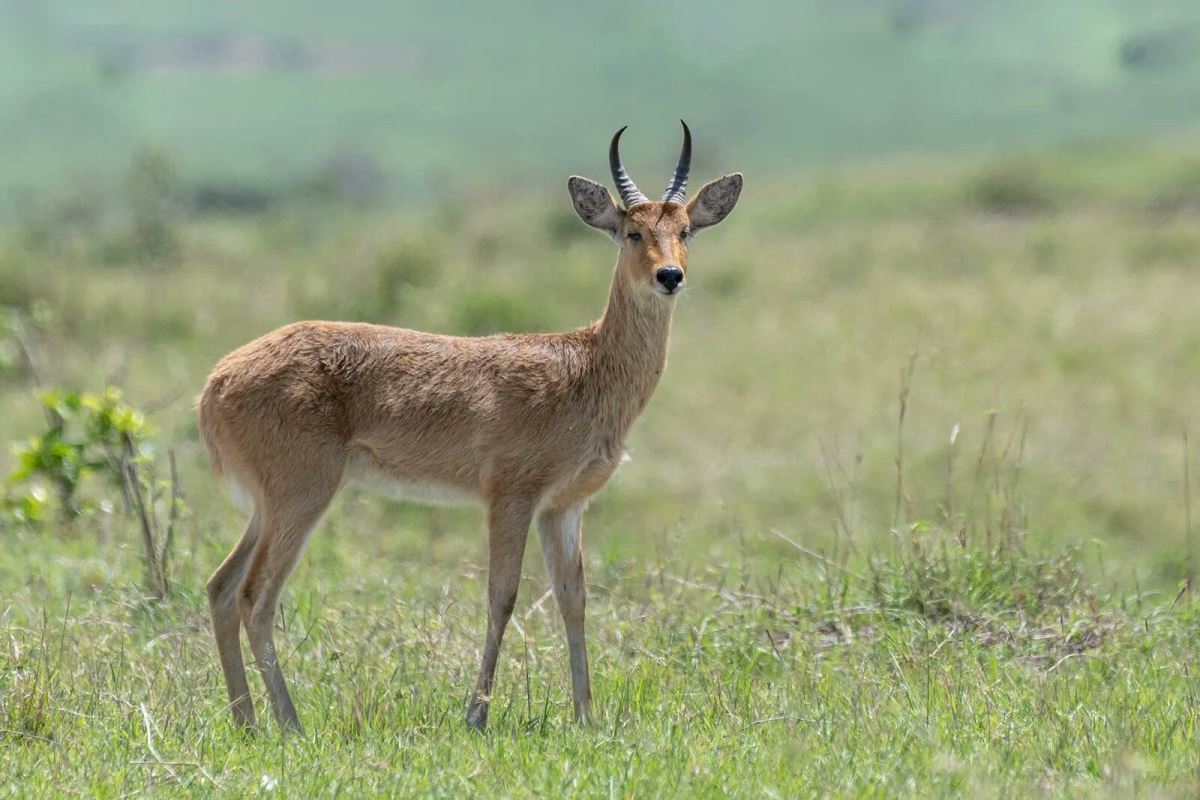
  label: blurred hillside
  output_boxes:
[3,0,1200,205]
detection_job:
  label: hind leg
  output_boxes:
[207,509,261,728]
[238,477,340,732]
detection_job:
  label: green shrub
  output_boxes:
[377,238,440,292]
[868,527,1090,622]
[966,159,1057,215]
[449,289,550,336]
[97,148,182,265]
[1147,160,1200,216]
[7,388,153,521]
[545,207,591,246]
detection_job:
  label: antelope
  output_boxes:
[199,121,742,731]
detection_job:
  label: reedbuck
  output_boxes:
[199,122,742,731]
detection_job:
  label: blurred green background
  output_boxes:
[3,0,1200,586]
[4,1,1200,202]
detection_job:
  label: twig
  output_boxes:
[1171,580,1189,611]
[522,620,533,722]
[138,704,181,785]
[747,715,807,728]
[163,449,181,581]
[893,350,918,528]
[1045,652,1091,673]
[658,573,801,623]
[771,529,864,580]
[525,589,554,619]
[972,411,998,547]
[142,383,190,415]
[124,457,165,600]
[11,315,46,387]
[136,704,220,789]
[1184,431,1193,596]
[818,437,854,543]
[0,728,52,743]
[946,422,959,535]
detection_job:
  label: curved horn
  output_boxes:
[609,126,649,209]
[662,119,692,205]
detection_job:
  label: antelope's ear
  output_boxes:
[687,173,743,231]
[568,176,622,238]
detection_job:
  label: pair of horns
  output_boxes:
[609,120,692,209]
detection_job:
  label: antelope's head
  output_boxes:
[568,122,742,298]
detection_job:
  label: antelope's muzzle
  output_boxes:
[655,266,684,294]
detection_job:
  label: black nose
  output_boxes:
[656,266,684,293]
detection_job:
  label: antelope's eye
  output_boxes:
[627,231,642,242]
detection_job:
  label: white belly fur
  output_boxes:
[346,456,479,507]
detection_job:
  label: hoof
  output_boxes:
[466,703,489,732]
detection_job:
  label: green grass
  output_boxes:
[3,521,1199,795]
[4,139,1200,794]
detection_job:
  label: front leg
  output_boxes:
[537,503,592,722]
[467,495,535,731]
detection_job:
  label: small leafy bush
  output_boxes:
[97,148,182,265]
[6,388,181,598]
[1147,160,1200,216]
[545,207,591,246]
[8,388,153,521]
[449,289,550,336]
[868,525,1090,622]
[966,159,1057,216]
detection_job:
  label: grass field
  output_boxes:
[3,138,1200,795]
[4,0,1200,203]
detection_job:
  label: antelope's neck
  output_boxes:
[588,267,675,436]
